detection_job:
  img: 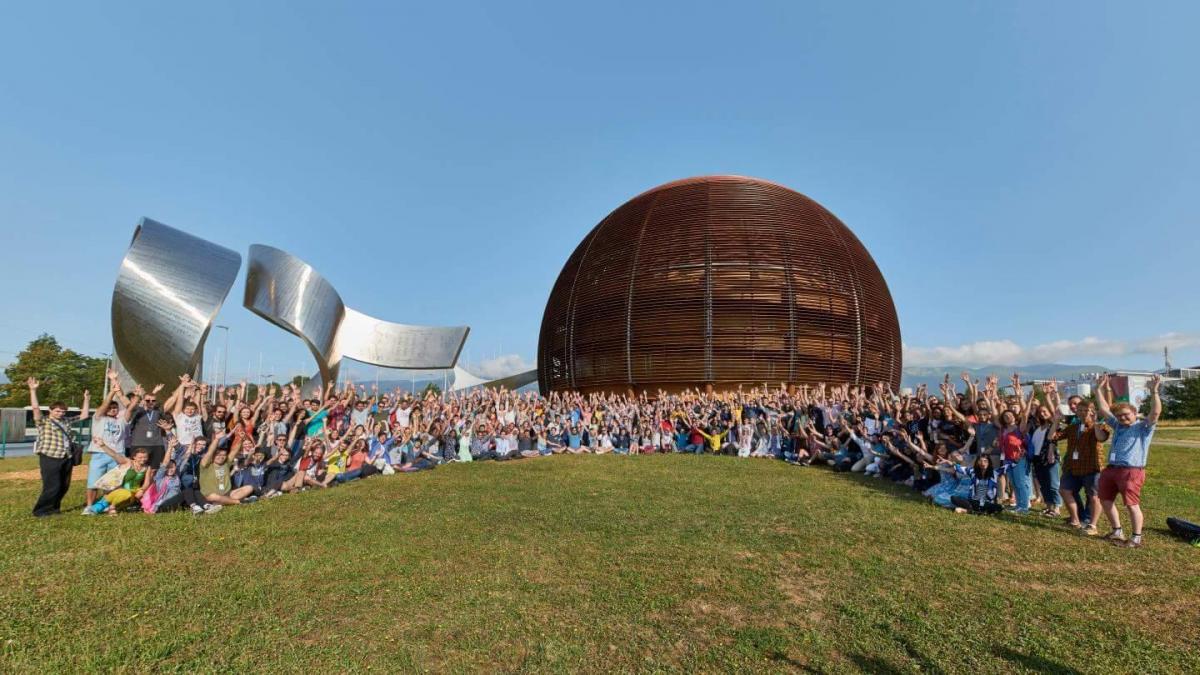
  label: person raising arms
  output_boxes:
[1094,373,1161,548]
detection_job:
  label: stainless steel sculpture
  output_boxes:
[244,244,469,388]
[450,366,539,392]
[111,218,242,393]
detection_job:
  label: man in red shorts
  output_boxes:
[1093,373,1161,548]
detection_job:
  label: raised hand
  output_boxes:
[26,377,39,389]
[152,383,165,395]
[133,384,146,397]
[1149,374,1162,392]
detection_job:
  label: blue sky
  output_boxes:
[1,1,1196,381]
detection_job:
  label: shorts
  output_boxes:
[1060,471,1100,498]
[1098,466,1146,506]
[87,453,119,489]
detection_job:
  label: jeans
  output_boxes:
[1011,457,1032,511]
[684,444,704,454]
[154,493,185,513]
[182,487,209,509]
[1034,462,1061,508]
[33,453,74,516]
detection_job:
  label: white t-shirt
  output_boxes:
[394,406,412,429]
[90,415,128,455]
[176,412,204,447]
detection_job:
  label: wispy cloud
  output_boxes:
[903,332,1200,368]
[470,353,536,378]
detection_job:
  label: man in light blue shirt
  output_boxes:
[1094,373,1161,549]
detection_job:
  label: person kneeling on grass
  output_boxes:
[951,454,1002,514]
[89,441,151,515]
[199,433,254,508]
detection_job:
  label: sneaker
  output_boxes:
[1083,525,1099,536]
[242,495,259,504]
[204,504,223,515]
[81,507,96,516]
[190,504,204,514]
[1121,538,1143,549]
[1104,530,1126,543]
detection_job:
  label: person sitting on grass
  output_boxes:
[1094,373,1161,548]
[332,437,374,483]
[951,454,1002,514]
[200,431,254,507]
[262,447,295,497]
[233,448,268,502]
[565,424,587,454]
[88,440,151,515]
[926,451,971,508]
[140,459,183,514]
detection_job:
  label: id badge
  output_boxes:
[1109,451,1116,463]
[146,430,153,439]
[1072,451,1079,460]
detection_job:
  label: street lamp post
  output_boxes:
[214,325,230,395]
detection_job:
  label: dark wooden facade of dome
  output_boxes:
[537,176,901,395]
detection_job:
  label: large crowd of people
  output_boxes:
[28,369,1161,547]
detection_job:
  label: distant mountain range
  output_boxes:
[900,364,1109,392]
[362,366,1110,396]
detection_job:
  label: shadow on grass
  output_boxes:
[819,465,1123,541]
[992,645,1084,674]
[848,653,907,674]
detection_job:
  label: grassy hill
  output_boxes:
[1,436,1198,672]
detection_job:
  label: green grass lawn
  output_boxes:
[1156,427,1200,443]
[1,447,1198,673]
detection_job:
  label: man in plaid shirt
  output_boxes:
[29,377,89,517]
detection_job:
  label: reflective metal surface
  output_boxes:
[450,366,538,392]
[111,218,242,392]
[244,244,468,388]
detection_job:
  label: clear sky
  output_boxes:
[1,1,1197,382]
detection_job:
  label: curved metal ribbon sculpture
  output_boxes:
[244,244,469,388]
[111,218,242,392]
[450,366,539,392]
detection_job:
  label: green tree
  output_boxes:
[1141,377,1200,419]
[422,381,442,397]
[0,334,106,408]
